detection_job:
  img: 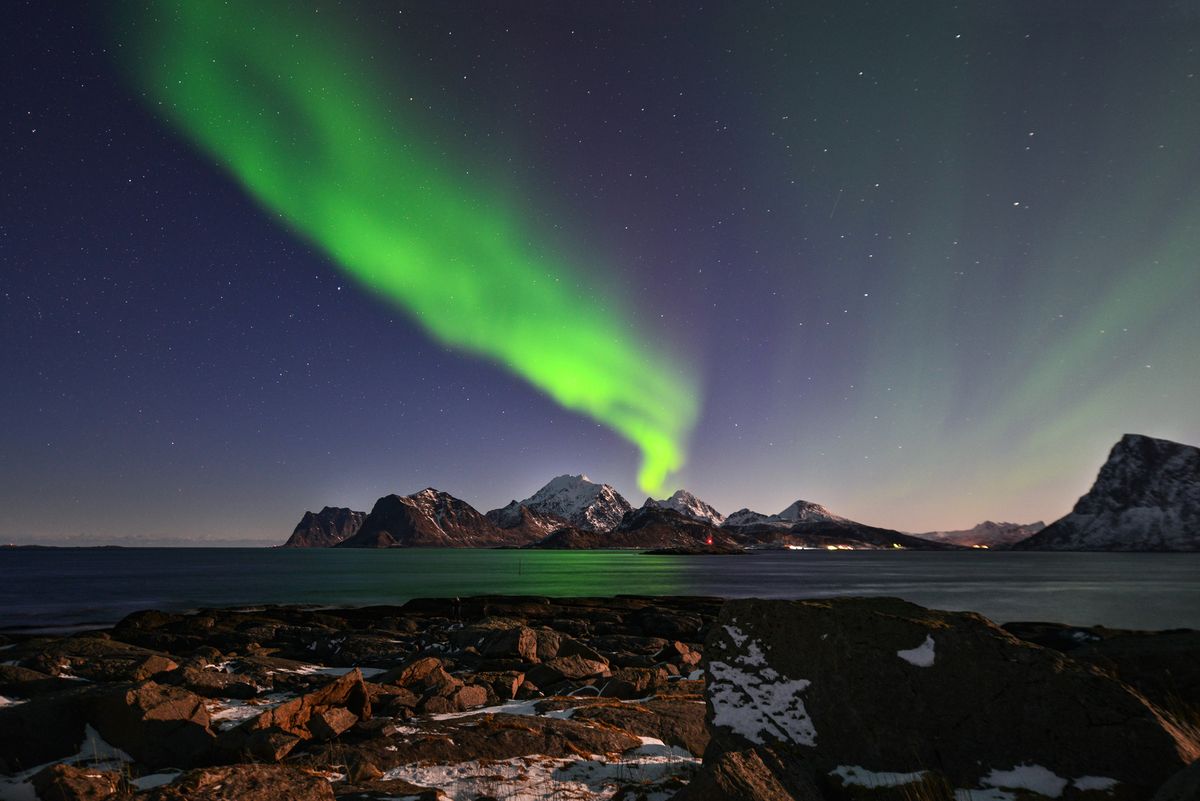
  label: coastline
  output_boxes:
[1,595,1198,800]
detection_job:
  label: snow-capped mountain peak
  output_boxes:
[722,498,848,528]
[721,508,775,528]
[775,499,845,524]
[520,474,632,532]
[644,489,724,525]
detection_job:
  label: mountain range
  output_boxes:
[281,434,1200,552]
[283,474,956,552]
[917,520,1046,549]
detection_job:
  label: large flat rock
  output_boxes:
[703,597,1200,800]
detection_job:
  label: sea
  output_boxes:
[1,548,1198,633]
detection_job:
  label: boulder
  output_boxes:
[478,627,538,662]
[88,680,215,769]
[525,655,609,687]
[365,683,419,716]
[331,777,442,800]
[1005,622,1200,714]
[0,687,95,771]
[22,637,178,683]
[658,640,702,667]
[142,764,335,801]
[31,763,124,801]
[600,666,668,699]
[307,705,359,740]
[166,665,259,699]
[1154,760,1200,801]
[532,628,563,660]
[674,748,818,801]
[358,713,641,766]
[570,696,709,756]
[0,664,79,698]
[446,683,488,712]
[128,655,179,680]
[377,657,451,691]
[473,670,525,700]
[554,635,607,663]
[702,597,1200,800]
[219,669,369,760]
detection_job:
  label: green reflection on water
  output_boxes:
[282,549,686,605]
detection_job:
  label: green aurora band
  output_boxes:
[116,3,697,494]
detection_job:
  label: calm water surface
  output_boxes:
[1,548,1197,632]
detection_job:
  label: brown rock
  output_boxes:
[674,748,820,801]
[221,669,370,760]
[479,627,538,662]
[89,680,214,769]
[31,763,123,801]
[332,778,441,800]
[378,657,459,695]
[307,706,359,740]
[417,695,454,714]
[554,635,607,663]
[532,628,562,660]
[381,713,641,764]
[474,670,524,700]
[448,684,489,711]
[515,680,541,700]
[367,684,419,716]
[600,667,667,699]
[144,764,335,801]
[344,753,384,784]
[0,664,79,698]
[570,696,709,756]
[130,655,179,680]
[244,729,301,762]
[525,654,608,686]
[167,665,259,699]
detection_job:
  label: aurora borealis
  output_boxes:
[117,2,697,496]
[2,1,1199,542]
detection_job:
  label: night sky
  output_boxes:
[3,1,1199,544]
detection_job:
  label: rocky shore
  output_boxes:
[0,596,1197,801]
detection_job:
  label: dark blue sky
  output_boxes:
[3,1,1198,543]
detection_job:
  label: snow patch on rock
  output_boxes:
[1072,776,1119,792]
[896,634,936,667]
[709,629,816,746]
[831,765,930,787]
[981,764,1069,798]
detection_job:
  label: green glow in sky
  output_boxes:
[117,2,697,495]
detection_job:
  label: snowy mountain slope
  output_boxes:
[484,500,562,538]
[644,489,725,525]
[722,499,845,528]
[337,488,541,548]
[282,506,366,547]
[517,474,632,532]
[1016,434,1200,551]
